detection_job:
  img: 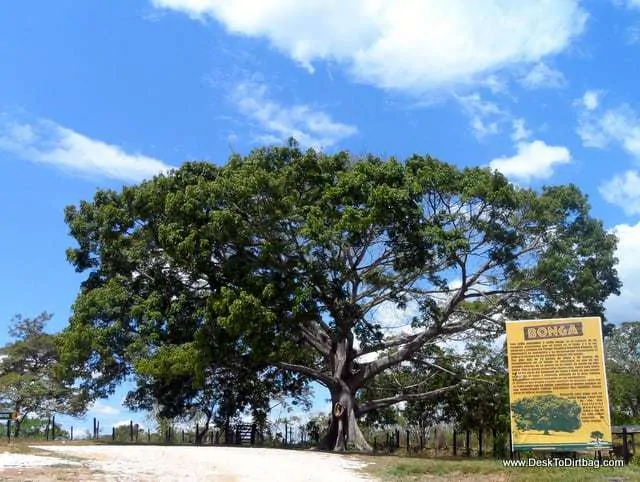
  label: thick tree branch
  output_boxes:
[274,362,334,387]
[353,323,470,389]
[354,331,427,358]
[300,324,332,357]
[357,382,465,414]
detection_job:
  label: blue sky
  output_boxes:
[2,0,640,434]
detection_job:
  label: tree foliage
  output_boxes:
[0,312,87,437]
[9,416,70,440]
[402,342,510,433]
[58,141,620,451]
[511,394,582,435]
[606,322,640,424]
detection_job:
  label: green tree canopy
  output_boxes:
[58,142,620,451]
[606,322,640,424]
[0,312,87,437]
[404,342,510,432]
[511,394,582,435]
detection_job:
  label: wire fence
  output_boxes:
[2,416,636,464]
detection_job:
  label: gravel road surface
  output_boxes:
[1,445,376,481]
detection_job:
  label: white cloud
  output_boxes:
[511,118,532,142]
[490,140,571,181]
[230,81,357,149]
[600,170,640,215]
[605,221,640,324]
[577,104,640,158]
[0,115,172,182]
[372,299,420,333]
[618,0,640,9]
[482,75,509,95]
[456,93,508,139]
[90,401,120,416]
[628,25,640,44]
[519,62,567,89]
[152,0,587,93]
[582,90,602,111]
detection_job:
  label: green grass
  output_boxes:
[355,455,640,481]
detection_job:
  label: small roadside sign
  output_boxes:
[0,412,13,420]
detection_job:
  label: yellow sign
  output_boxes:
[505,317,612,451]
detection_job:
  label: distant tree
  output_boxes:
[606,322,640,424]
[511,395,581,435]
[447,342,510,434]
[401,340,510,458]
[367,344,460,430]
[16,416,69,439]
[58,143,621,451]
[0,312,87,437]
[305,413,330,444]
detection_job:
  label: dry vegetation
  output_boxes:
[354,454,640,482]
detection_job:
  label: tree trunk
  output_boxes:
[320,385,372,453]
[12,412,28,439]
[195,425,208,445]
[195,413,212,445]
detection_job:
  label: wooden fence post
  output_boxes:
[112,426,115,441]
[434,428,437,454]
[623,427,630,464]
[492,429,497,457]
[465,430,471,457]
[453,430,457,456]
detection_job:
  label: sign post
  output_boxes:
[505,317,612,452]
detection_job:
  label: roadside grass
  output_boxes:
[354,455,640,481]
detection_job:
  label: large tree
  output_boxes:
[605,322,640,424]
[58,142,620,451]
[511,394,582,435]
[0,312,87,437]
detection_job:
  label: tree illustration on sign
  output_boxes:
[590,430,604,444]
[511,394,581,435]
